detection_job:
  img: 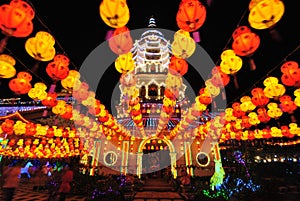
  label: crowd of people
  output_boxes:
[0,161,74,201]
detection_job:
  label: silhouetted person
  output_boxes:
[2,162,22,201]
[58,164,74,201]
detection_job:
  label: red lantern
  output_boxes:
[280,61,300,87]
[257,108,270,123]
[9,71,32,95]
[61,104,73,119]
[42,92,58,107]
[211,66,230,88]
[168,55,188,76]
[1,119,14,135]
[232,26,260,70]
[108,26,133,55]
[176,0,206,32]
[279,95,297,114]
[0,0,34,37]
[25,122,36,136]
[251,87,269,107]
[164,88,179,100]
[0,0,35,53]
[198,88,212,105]
[232,102,245,118]
[46,54,70,81]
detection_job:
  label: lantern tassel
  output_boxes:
[0,35,10,54]
[269,28,282,43]
[32,61,40,73]
[248,57,256,71]
[192,31,200,42]
[233,74,239,89]
[290,114,296,123]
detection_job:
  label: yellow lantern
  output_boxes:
[0,54,16,78]
[171,29,195,59]
[240,96,256,112]
[248,0,285,30]
[263,77,285,99]
[25,31,56,61]
[294,89,300,107]
[220,49,243,89]
[115,52,134,74]
[99,0,130,28]
[28,82,47,101]
[61,70,81,91]
[266,102,282,118]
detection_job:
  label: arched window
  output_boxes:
[148,83,158,97]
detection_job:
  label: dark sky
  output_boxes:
[0,0,299,118]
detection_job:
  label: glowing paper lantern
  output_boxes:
[46,54,70,81]
[115,52,135,74]
[176,0,206,32]
[171,29,196,59]
[108,26,133,55]
[232,26,260,70]
[248,0,285,30]
[211,66,230,88]
[25,31,56,62]
[220,49,243,89]
[168,55,188,76]
[0,54,16,78]
[280,61,300,87]
[263,77,285,100]
[28,82,47,101]
[99,0,130,28]
[0,0,35,52]
[61,70,80,91]
[251,87,269,107]
[8,71,32,95]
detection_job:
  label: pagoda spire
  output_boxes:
[148,16,157,28]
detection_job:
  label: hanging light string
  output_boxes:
[4,47,50,86]
[26,0,79,71]
[214,6,249,66]
[226,44,300,107]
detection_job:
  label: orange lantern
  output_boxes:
[0,54,16,78]
[0,0,35,52]
[168,55,188,76]
[46,54,70,81]
[176,0,206,32]
[108,26,133,55]
[232,26,260,70]
[25,31,56,62]
[8,71,32,95]
[198,88,212,105]
[251,87,269,107]
[99,0,130,29]
[280,61,300,87]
